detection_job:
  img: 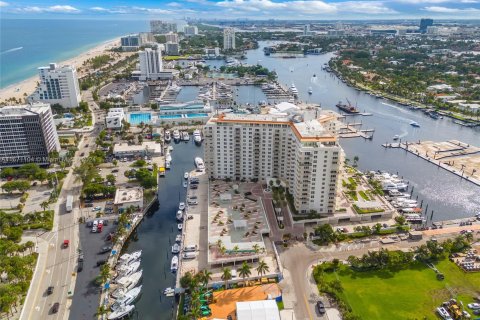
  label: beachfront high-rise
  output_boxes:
[150,20,177,34]
[0,103,60,167]
[29,63,81,109]
[223,28,236,50]
[204,110,342,214]
[138,48,163,81]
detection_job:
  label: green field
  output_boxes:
[320,259,480,320]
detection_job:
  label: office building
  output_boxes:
[150,20,177,34]
[165,32,179,43]
[138,48,163,81]
[165,42,180,56]
[29,63,81,109]
[105,108,125,130]
[419,18,433,34]
[184,25,198,36]
[0,103,60,167]
[223,27,236,50]
[204,110,342,214]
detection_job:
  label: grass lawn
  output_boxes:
[321,259,480,320]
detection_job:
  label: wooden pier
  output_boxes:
[339,123,375,139]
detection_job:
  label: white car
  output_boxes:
[467,303,480,310]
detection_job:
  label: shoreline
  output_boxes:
[0,37,121,103]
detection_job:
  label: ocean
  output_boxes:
[0,19,149,88]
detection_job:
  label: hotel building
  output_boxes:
[29,63,81,109]
[0,103,60,167]
[204,111,342,214]
[138,48,163,81]
[223,27,236,50]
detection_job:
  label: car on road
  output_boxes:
[78,253,84,262]
[99,246,112,254]
[316,301,326,314]
[96,259,107,267]
[51,302,60,314]
[63,240,69,248]
[92,206,102,212]
[77,261,84,272]
[92,225,98,233]
[46,286,54,295]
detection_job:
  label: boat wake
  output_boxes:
[1,47,23,55]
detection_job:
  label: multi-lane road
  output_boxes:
[21,95,104,320]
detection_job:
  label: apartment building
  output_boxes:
[165,32,179,43]
[150,20,177,34]
[223,27,236,50]
[184,25,198,36]
[0,103,60,167]
[138,48,163,81]
[204,112,342,214]
[29,63,81,108]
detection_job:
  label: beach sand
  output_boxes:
[0,37,121,104]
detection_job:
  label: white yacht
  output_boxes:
[111,286,142,311]
[177,223,183,231]
[165,153,172,162]
[108,305,135,320]
[163,287,175,296]
[393,135,399,140]
[308,87,313,94]
[184,172,189,179]
[173,130,181,140]
[164,130,171,143]
[182,131,190,141]
[175,234,182,243]
[171,255,179,272]
[176,210,184,221]
[178,202,185,211]
[290,83,298,95]
[171,243,180,254]
[116,261,141,278]
[195,157,205,170]
[118,250,142,266]
[115,270,143,292]
[193,129,202,144]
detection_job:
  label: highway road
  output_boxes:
[21,94,105,320]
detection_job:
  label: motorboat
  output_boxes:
[115,270,143,292]
[193,129,202,144]
[184,172,189,179]
[183,181,188,188]
[108,305,135,320]
[111,286,142,311]
[410,121,420,127]
[171,255,179,272]
[308,87,313,95]
[289,83,298,95]
[173,130,181,140]
[176,210,184,221]
[393,135,399,140]
[195,157,205,170]
[164,130,171,143]
[182,131,190,141]
[165,160,171,169]
[172,243,180,254]
[116,258,141,273]
[118,250,142,266]
[116,261,141,278]
[177,223,183,231]
[168,145,174,152]
[179,202,185,211]
[175,234,182,243]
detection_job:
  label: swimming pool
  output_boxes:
[129,113,151,125]
[160,104,205,111]
[159,114,182,119]
[185,113,209,118]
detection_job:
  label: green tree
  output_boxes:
[40,201,50,211]
[256,260,270,277]
[221,267,232,290]
[238,261,251,287]
[314,224,337,245]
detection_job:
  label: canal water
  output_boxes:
[125,141,203,320]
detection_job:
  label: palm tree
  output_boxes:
[256,260,269,277]
[221,267,232,290]
[238,262,251,287]
[252,244,260,263]
[100,264,110,283]
[200,269,212,288]
[40,201,50,212]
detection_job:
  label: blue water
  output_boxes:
[129,113,152,125]
[160,104,204,111]
[185,113,209,118]
[159,114,182,119]
[0,19,148,88]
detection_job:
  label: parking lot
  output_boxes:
[69,217,117,320]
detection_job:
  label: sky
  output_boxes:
[0,0,479,20]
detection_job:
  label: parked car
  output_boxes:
[46,286,54,295]
[468,303,480,310]
[96,259,107,267]
[78,253,84,262]
[77,261,83,272]
[316,301,326,314]
[86,221,93,227]
[91,226,98,233]
[99,246,112,254]
[63,240,69,248]
[51,303,60,314]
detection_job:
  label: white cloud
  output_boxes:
[166,2,182,7]
[395,0,449,3]
[17,4,80,13]
[90,7,108,12]
[0,1,9,7]
[424,5,480,12]
[460,0,479,3]
[335,1,397,14]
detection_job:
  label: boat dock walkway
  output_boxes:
[382,141,480,187]
[339,123,374,139]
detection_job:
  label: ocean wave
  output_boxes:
[1,47,23,55]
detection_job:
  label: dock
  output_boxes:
[382,140,480,187]
[339,123,375,139]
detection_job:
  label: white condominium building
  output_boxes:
[204,113,342,214]
[0,103,60,167]
[184,25,198,36]
[105,108,125,130]
[29,63,81,109]
[223,27,236,50]
[165,32,179,43]
[138,48,163,81]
